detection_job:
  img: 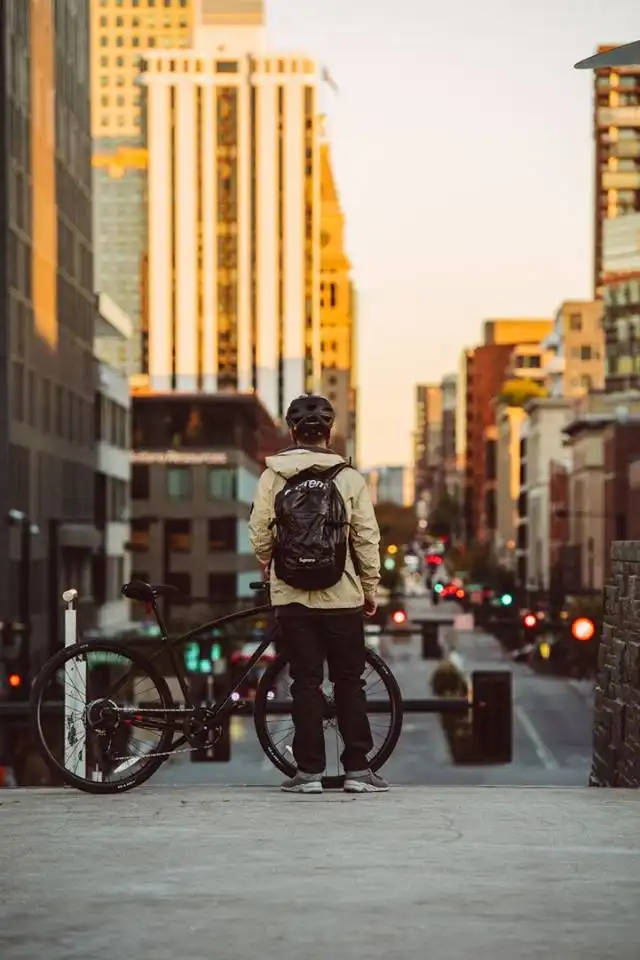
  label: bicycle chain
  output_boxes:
[102,706,234,763]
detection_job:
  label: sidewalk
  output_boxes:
[1,785,639,960]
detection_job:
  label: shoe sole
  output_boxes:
[343,780,389,793]
[281,781,323,794]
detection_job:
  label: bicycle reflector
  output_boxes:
[523,613,537,629]
[392,609,407,625]
[571,617,595,642]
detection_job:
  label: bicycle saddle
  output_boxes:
[121,580,180,603]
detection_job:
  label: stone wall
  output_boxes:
[590,541,640,787]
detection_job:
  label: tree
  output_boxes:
[427,489,461,539]
[374,503,416,548]
[498,377,548,408]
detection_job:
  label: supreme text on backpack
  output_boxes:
[271,464,351,590]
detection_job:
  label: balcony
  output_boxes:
[602,170,640,191]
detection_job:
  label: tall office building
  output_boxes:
[141,0,323,421]
[319,141,357,460]
[90,0,194,374]
[1,1,99,664]
[592,47,640,294]
[413,385,442,502]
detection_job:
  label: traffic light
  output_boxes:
[383,557,396,571]
[387,544,399,556]
[500,593,513,606]
[1,621,29,699]
[571,617,595,642]
[184,636,223,674]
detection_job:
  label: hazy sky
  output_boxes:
[266,0,640,467]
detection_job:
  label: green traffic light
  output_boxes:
[383,557,396,571]
[501,593,513,606]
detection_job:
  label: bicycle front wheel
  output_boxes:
[254,648,403,789]
[30,640,176,794]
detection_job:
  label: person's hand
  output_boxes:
[364,597,377,618]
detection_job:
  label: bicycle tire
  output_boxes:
[253,648,403,789]
[30,640,175,795]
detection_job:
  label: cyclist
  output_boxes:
[248,394,388,794]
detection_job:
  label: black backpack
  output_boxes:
[271,463,351,590]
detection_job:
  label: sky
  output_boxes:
[265,0,640,467]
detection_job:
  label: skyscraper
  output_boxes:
[1,0,99,660]
[91,0,194,373]
[140,0,323,420]
[592,47,640,294]
[319,141,357,460]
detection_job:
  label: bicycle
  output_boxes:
[30,579,404,794]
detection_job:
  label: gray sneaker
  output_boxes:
[344,770,389,793]
[281,772,323,794]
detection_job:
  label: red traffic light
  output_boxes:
[392,609,407,625]
[523,614,537,629]
[571,617,595,642]
[8,673,22,688]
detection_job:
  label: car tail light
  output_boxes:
[523,614,537,628]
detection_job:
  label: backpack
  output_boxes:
[271,463,351,590]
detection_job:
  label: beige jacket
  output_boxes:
[247,447,381,610]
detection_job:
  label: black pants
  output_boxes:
[277,611,373,775]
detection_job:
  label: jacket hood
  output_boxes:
[265,446,346,479]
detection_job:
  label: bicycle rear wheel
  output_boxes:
[253,648,403,789]
[30,640,175,794]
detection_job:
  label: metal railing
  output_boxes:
[0,589,514,781]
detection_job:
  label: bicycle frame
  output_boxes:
[116,596,279,752]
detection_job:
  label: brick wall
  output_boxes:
[591,541,640,787]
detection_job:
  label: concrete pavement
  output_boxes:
[1,784,639,960]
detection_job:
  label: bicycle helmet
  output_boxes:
[285,394,336,436]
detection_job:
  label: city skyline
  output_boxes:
[263,0,640,467]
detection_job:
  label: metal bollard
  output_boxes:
[62,588,86,780]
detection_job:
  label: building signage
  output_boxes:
[131,450,228,465]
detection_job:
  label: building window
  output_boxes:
[207,467,237,500]
[580,345,594,360]
[130,518,151,552]
[131,464,150,499]
[208,518,237,552]
[208,574,236,602]
[165,571,191,603]
[167,466,192,500]
[165,519,191,553]
[569,313,582,331]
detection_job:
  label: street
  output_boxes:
[153,596,594,789]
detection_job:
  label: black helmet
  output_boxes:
[285,394,335,435]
